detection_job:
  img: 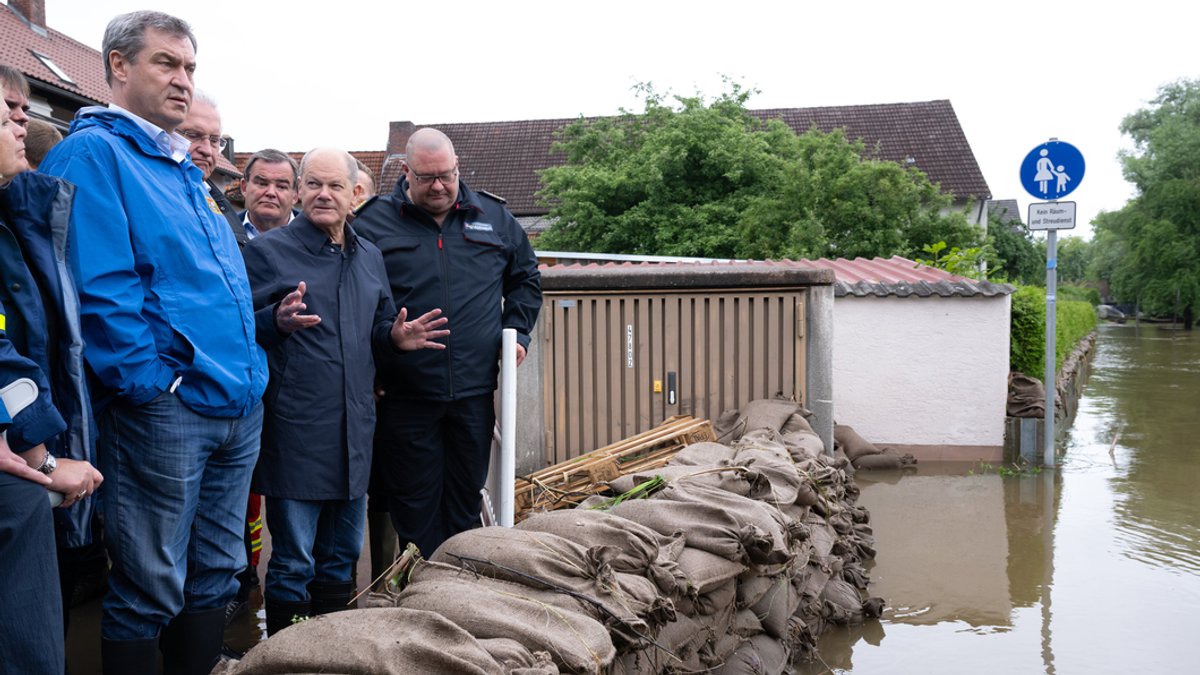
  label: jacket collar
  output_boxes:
[71,107,199,175]
[291,212,358,254]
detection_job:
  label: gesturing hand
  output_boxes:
[390,307,450,351]
[276,281,321,334]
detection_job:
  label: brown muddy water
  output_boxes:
[798,323,1200,674]
[64,323,1200,673]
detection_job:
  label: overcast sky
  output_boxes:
[47,0,1198,241]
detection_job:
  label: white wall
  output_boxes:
[832,294,1011,449]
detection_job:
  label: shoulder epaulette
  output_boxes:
[477,189,507,204]
[353,195,379,215]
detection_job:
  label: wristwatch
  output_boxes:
[36,451,57,475]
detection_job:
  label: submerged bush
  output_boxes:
[1010,284,1098,381]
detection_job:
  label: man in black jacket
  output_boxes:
[354,128,541,558]
[244,147,447,634]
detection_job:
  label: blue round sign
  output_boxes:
[1020,140,1084,200]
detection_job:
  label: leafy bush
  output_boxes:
[1010,284,1098,381]
[1058,284,1101,306]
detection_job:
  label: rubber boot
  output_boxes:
[308,579,357,615]
[101,636,159,675]
[160,607,225,675]
[264,597,310,636]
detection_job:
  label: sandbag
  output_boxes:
[477,638,560,674]
[398,576,616,673]
[675,546,746,595]
[514,510,686,598]
[749,575,801,640]
[740,399,804,435]
[820,577,867,625]
[780,430,826,463]
[607,464,767,500]
[431,527,668,626]
[712,633,789,675]
[852,450,917,471]
[647,482,795,565]
[1007,371,1045,417]
[669,441,737,466]
[834,425,882,462]
[730,447,803,506]
[230,608,505,675]
[780,411,814,435]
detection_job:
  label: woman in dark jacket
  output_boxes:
[1,70,101,674]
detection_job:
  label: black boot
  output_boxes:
[308,579,357,616]
[264,597,310,636]
[101,636,159,675]
[160,607,225,675]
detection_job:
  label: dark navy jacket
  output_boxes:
[0,172,97,547]
[353,179,541,400]
[243,216,397,500]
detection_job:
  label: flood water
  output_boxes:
[799,323,1200,674]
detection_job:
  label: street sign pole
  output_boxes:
[1044,230,1057,468]
[1020,138,1084,468]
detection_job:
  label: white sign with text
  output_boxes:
[1027,201,1076,230]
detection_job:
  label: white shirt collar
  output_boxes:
[107,103,191,163]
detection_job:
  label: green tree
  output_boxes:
[987,206,1042,284]
[1095,78,1200,327]
[537,83,983,259]
[1055,236,1093,283]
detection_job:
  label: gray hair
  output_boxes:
[103,11,197,85]
[244,149,298,187]
[192,88,219,110]
[300,148,358,185]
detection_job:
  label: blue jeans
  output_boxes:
[0,471,65,674]
[264,495,366,602]
[98,392,262,640]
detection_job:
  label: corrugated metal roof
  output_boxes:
[537,253,1013,298]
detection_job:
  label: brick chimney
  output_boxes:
[8,0,47,29]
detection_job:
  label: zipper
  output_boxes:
[437,230,453,397]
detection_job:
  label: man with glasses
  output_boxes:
[354,127,541,559]
[178,90,247,246]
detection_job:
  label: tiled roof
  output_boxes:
[1,3,108,105]
[812,255,1013,298]
[383,100,990,217]
[538,253,1012,298]
[988,199,1024,226]
[233,150,387,182]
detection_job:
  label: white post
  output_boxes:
[498,328,518,526]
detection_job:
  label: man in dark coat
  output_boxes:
[354,128,541,559]
[243,147,447,635]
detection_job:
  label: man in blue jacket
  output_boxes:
[40,11,267,674]
[354,128,541,558]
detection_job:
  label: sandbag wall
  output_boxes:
[230,400,883,675]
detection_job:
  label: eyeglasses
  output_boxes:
[409,165,458,186]
[178,128,227,151]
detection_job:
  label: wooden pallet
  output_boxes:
[514,415,716,522]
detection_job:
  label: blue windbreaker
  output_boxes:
[40,108,266,417]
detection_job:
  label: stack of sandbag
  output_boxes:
[833,424,918,472]
[232,398,881,674]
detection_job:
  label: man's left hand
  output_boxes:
[391,307,450,351]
